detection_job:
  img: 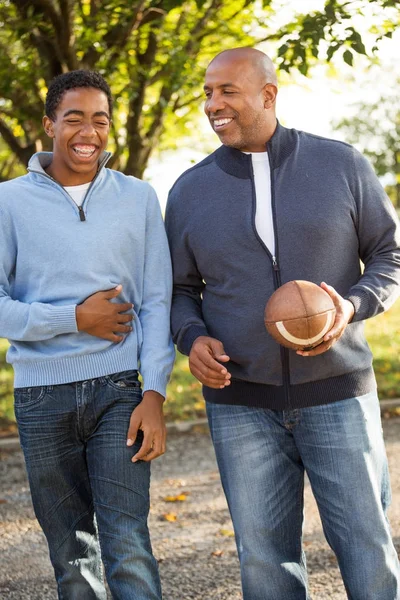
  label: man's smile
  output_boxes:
[71,144,98,158]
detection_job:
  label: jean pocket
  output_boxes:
[14,386,50,409]
[105,370,141,392]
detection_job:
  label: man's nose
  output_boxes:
[80,122,96,136]
[205,93,225,114]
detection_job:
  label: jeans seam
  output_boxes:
[92,475,148,500]
[93,500,147,525]
[53,508,94,554]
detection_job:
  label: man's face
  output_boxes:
[43,87,110,185]
[204,57,273,153]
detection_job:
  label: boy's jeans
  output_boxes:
[15,370,162,600]
[207,391,400,600]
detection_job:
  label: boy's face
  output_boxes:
[43,87,111,185]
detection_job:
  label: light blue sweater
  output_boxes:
[0,152,175,396]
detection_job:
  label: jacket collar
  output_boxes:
[214,121,297,179]
[27,151,112,179]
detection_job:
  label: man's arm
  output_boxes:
[126,185,175,462]
[165,189,231,389]
[0,206,132,342]
[345,148,400,321]
[298,150,400,358]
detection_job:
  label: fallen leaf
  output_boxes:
[162,512,178,522]
[219,528,235,537]
[211,549,224,557]
[163,492,189,503]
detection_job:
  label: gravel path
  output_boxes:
[1,417,400,600]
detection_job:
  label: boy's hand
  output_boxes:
[76,284,133,342]
[127,391,166,462]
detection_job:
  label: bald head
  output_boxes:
[207,48,278,87]
[203,47,278,152]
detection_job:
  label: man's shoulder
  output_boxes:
[298,129,356,157]
[104,168,150,189]
[103,167,156,199]
[0,174,30,207]
[168,152,218,195]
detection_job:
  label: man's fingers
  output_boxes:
[127,416,140,448]
[108,333,124,343]
[114,302,134,314]
[194,350,229,374]
[102,284,123,299]
[138,434,165,462]
[113,324,133,333]
[132,431,154,462]
[190,365,231,388]
[117,313,133,323]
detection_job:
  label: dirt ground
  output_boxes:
[1,418,400,600]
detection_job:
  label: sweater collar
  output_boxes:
[27,151,112,181]
[214,121,297,179]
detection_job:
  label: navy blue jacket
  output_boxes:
[165,123,400,409]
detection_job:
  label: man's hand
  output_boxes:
[297,282,355,357]
[127,391,166,462]
[189,336,231,388]
[76,284,133,343]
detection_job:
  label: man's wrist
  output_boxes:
[344,299,355,324]
[143,390,165,404]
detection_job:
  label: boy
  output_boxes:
[0,70,174,599]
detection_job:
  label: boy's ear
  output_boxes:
[43,115,55,138]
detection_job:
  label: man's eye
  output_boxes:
[95,121,108,127]
[66,120,80,124]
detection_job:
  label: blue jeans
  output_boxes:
[14,371,162,600]
[207,392,400,600]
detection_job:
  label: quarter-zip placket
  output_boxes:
[28,153,111,221]
[248,146,291,409]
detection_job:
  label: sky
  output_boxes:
[145,1,400,210]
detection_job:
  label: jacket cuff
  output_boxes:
[142,369,170,398]
[180,324,209,356]
[51,304,79,335]
[345,289,371,322]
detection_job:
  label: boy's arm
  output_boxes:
[0,207,132,342]
[126,186,175,463]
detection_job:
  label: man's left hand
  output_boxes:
[296,282,355,357]
[127,390,166,462]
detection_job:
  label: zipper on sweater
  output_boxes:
[28,153,110,222]
[266,146,292,410]
[78,206,86,222]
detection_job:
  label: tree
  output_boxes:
[333,81,400,207]
[0,0,398,180]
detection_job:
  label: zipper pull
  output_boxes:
[78,206,86,222]
[272,255,279,271]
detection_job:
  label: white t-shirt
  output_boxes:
[248,151,275,255]
[63,182,91,207]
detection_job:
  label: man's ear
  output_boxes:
[263,83,278,109]
[43,115,55,138]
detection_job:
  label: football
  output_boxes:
[264,280,336,351]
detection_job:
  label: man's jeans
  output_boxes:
[14,371,162,600]
[207,391,400,600]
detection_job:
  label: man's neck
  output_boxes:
[45,164,97,186]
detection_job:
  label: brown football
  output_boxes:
[264,280,336,351]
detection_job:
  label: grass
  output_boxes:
[0,300,399,426]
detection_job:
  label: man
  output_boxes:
[0,71,174,599]
[165,47,400,599]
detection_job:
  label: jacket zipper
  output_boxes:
[28,153,110,221]
[249,144,291,410]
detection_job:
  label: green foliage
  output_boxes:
[333,76,400,206]
[0,0,399,180]
[267,0,397,75]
